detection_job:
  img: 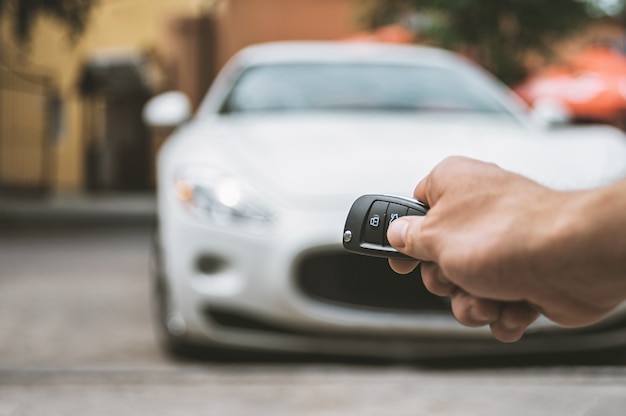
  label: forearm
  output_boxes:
[572,178,626,289]
[389,156,626,338]
[532,177,626,323]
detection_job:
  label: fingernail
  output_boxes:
[387,218,408,249]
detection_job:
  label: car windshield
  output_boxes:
[220,63,514,115]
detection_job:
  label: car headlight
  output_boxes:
[174,166,276,230]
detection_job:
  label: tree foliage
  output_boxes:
[0,0,97,44]
[357,0,615,83]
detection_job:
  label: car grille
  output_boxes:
[295,251,452,313]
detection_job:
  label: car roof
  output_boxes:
[198,41,523,116]
[231,41,466,68]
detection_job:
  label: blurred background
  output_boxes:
[1,0,626,198]
[3,2,626,414]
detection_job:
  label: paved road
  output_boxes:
[1,225,625,416]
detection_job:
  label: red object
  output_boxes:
[515,46,626,122]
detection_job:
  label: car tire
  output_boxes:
[149,227,204,358]
[149,227,299,362]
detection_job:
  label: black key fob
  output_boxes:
[343,194,428,259]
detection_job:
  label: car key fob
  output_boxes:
[343,194,428,259]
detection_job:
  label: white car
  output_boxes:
[145,41,626,360]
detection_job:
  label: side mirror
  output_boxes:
[529,98,571,129]
[142,91,191,128]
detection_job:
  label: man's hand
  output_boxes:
[387,157,626,342]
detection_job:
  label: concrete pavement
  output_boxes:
[1,198,626,416]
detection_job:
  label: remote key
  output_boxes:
[343,194,428,259]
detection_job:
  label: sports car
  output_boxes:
[144,41,626,360]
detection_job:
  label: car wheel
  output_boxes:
[150,227,202,358]
[149,228,274,361]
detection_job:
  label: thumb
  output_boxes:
[387,216,431,261]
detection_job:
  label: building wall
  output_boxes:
[214,0,357,70]
[1,0,360,193]
[1,0,206,193]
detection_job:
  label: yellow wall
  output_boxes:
[2,0,360,193]
[2,0,207,193]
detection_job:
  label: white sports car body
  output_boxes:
[149,41,626,359]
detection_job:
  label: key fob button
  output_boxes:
[408,207,426,216]
[364,201,388,245]
[384,203,408,246]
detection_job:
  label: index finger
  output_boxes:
[413,175,430,207]
[414,156,474,205]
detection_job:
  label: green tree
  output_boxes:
[0,0,97,45]
[357,0,617,84]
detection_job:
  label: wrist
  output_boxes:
[534,182,626,319]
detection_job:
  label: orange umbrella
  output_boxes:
[515,46,626,122]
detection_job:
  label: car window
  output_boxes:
[220,63,514,115]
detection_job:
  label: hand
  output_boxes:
[387,156,626,342]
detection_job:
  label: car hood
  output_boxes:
[176,113,626,211]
